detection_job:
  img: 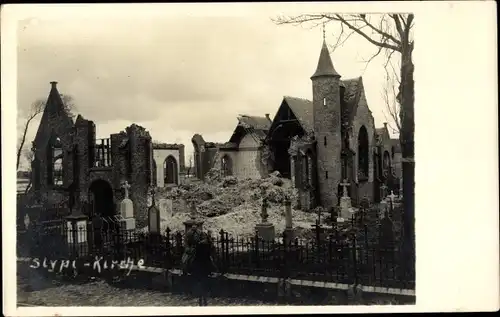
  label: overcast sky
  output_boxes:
[17,9,399,170]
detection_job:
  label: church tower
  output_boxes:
[311,36,342,210]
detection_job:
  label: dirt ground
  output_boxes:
[17,273,278,307]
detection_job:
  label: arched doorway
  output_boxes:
[88,179,116,249]
[221,155,233,177]
[88,179,115,218]
[357,126,369,181]
[164,156,178,185]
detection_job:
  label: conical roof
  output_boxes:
[311,40,340,79]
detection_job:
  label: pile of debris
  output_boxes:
[145,170,319,237]
[155,170,297,219]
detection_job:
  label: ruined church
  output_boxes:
[193,38,401,211]
[29,82,185,225]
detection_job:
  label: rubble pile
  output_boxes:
[144,170,318,237]
[156,169,297,218]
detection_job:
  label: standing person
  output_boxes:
[190,229,217,306]
[182,224,201,276]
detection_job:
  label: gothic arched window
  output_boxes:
[383,150,391,176]
[357,126,369,180]
[221,155,233,177]
[164,155,178,185]
[47,136,63,186]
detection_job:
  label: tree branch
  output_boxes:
[333,14,401,52]
[273,14,401,52]
[361,14,401,46]
[361,44,384,74]
[391,14,405,39]
[17,112,40,170]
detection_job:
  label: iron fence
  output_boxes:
[17,217,414,290]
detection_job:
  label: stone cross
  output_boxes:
[388,190,397,214]
[340,179,350,198]
[261,197,269,223]
[189,200,197,221]
[388,191,397,203]
[149,186,156,206]
[121,181,131,199]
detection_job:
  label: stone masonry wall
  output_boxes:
[74,118,92,203]
[233,134,262,179]
[125,124,153,227]
[312,76,342,210]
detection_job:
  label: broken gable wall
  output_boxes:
[233,133,263,179]
[32,98,75,201]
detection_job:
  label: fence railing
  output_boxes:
[17,217,415,290]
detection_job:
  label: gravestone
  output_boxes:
[119,181,136,231]
[148,187,161,234]
[255,197,275,241]
[158,198,173,229]
[66,212,88,246]
[179,198,188,214]
[148,204,160,234]
[338,179,354,222]
[379,199,388,219]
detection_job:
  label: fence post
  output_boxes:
[175,232,183,269]
[351,225,358,287]
[282,230,288,279]
[225,232,229,271]
[219,229,225,273]
[364,224,369,286]
[165,227,171,269]
[254,230,260,268]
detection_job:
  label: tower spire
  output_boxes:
[311,27,340,79]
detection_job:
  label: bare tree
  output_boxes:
[16,94,76,171]
[273,13,415,272]
[186,155,193,177]
[382,66,401,135]
[22,148,35,194]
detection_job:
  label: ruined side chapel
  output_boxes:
[30,82,155,225]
